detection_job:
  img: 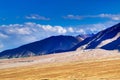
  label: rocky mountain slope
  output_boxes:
[72,23,120,51]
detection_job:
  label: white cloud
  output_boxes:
[63,14,120,20]
[77,21,119,34]
[41,25,52,31]
[26,14,50,20]
[98,14,120,20]
[68,27,74,32]
[76,29,86,34]
[7,27,32,35]
[53,26,67,34]
[40,25,67,34]
[63,14,83,20]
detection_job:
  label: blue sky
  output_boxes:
[0,0,120,51]
[0,0,120,25]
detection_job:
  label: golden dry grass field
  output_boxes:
[0,49,120,80]
[0,58,120,80]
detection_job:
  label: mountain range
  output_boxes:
[72,23,120,51]
[0,23,120,58]
[0,35,85,58]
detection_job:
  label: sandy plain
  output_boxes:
[0,49,120,80]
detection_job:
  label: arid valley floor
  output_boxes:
[0,49,120,80]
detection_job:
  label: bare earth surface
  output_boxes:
[0,49,120,80]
